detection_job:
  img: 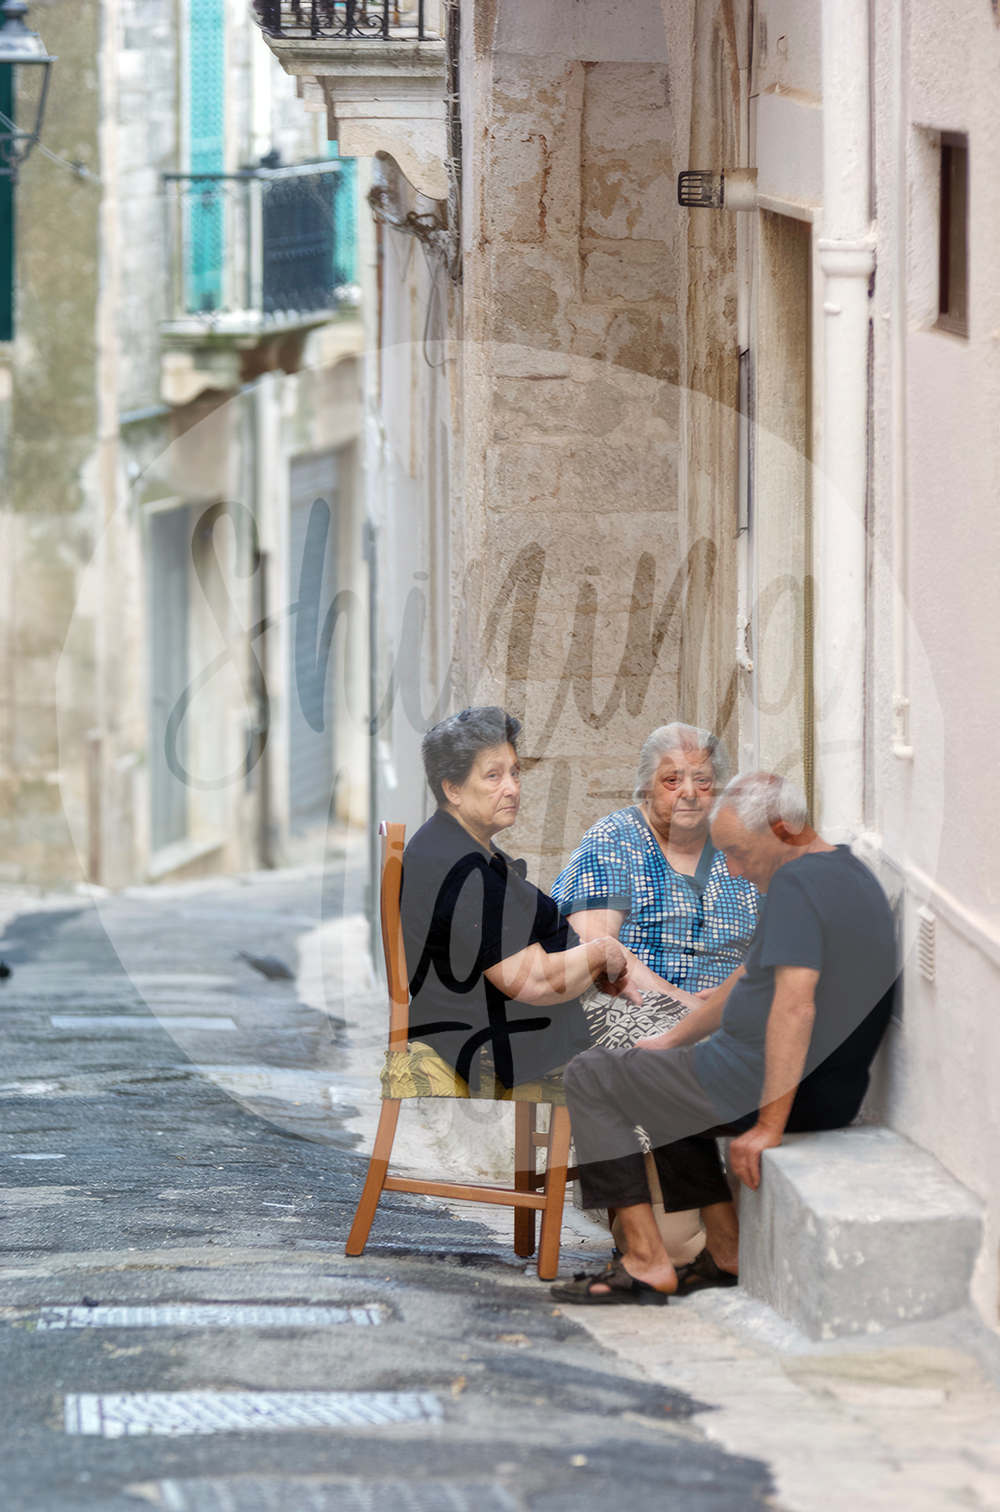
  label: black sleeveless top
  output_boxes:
[400,811,592,1090]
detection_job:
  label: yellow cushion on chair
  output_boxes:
[380,1042,566,1106]
[380,1042,471,1099]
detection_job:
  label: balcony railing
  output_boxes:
[163,159,359,335]
[255,0,439,42]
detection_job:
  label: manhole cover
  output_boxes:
[136,1479,519,1511]
[65,1391,441,1438]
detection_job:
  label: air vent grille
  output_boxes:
[677,171,724,209]
[917,906,936,983]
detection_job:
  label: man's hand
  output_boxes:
[728,1123,783,1190]
[634,1028,678,1051]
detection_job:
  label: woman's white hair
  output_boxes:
[711,771,809,835]
[632,723,731,802]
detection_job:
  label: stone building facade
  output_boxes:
[1,0,367,887]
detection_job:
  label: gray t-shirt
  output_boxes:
[694,846,897,1128]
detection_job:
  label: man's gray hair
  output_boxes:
[632,723,731,802]
[711,771,809,835]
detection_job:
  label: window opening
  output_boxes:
[937,133,968,337]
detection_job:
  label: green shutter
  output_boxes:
[187,0,224,312]
[331,158,358,291]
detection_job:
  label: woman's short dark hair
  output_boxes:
[422,706,521,807]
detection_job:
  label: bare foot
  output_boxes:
[706,1243,739,1275]
[702,1201,740,1276]
[588,1254,678,1296]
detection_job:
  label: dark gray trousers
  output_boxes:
[563,1043,736,1212]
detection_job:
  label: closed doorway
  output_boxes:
[288,451,339,831]
[149,504,191,852]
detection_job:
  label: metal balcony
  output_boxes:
[255,0,439,42]
[251,1,448,201]
[162,158,360,342]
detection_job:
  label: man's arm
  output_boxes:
[729,965,818,1190]
[635,964,746,1049]
[484,936,642,1007]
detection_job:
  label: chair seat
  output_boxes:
[381,1042,566,1105]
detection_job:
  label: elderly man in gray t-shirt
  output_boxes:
[552,771,897,1308]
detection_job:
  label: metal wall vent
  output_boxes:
[678,170,724,208]
[917,906,936,983]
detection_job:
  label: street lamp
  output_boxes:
[0,0,55,184]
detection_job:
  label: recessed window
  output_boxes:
[937,133,968,337]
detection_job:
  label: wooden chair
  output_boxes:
[346,822,576,1280]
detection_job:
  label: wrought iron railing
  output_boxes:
[255,0,439,41]
[163,159,359,326]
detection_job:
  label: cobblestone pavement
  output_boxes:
[0,849,772,1512]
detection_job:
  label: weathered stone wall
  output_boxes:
[454,0,740,886]
[0,0,102,884]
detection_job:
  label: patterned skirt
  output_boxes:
[580,985,693,1053]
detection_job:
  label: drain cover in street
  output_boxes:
[49,1015,238,1031]
[137,1479,517,1511]
[37,1303,384,1329]
[64,1391,442,1437]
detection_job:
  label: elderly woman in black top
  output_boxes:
[400,706,638,1091]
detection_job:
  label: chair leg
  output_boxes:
[536,1104,572,1281]
[513,1100,536,1257]
[345,1099,401,1256]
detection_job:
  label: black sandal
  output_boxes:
[674,1248,739,1295]
[550,1258,671,1307]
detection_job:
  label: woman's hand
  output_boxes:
[587,936,642,1005]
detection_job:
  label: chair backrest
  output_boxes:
[378,821,410,1049]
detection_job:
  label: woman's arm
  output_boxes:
[567,906,717,1007]
[484,936,641,1007]
[566,907,627,943]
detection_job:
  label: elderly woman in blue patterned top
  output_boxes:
[551,723,759,1004]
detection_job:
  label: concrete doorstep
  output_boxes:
[736,1127,983,1341]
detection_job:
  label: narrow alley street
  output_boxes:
[4,859,1000,1512]
[0,860,772,1512]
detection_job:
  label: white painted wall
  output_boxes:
[749,0,1000,1329]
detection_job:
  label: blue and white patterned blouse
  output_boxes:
[551,806,759,991]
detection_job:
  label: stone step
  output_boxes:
[735,1127,982,1341]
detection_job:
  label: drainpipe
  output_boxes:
[889,0,913,761]
[816,0,876,841]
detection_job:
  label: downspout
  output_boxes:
[816,0,876,840]
[890,0,913,761]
